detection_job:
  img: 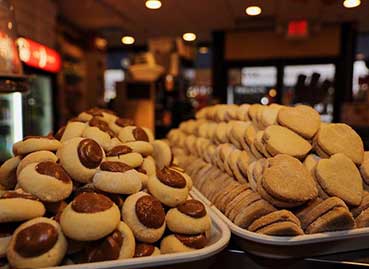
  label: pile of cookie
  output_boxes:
[168,103,369,236]
[0,108,212,269]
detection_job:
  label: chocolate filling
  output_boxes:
[36,161,71,183]
[175,233,207,249]
[135,195,165,228]
[89,117,115,137]
[72,192,113,213]
[54,126,66,140]
[14,223,58,257]
[74,187,124,208]
[86,230,123,262]
[178,200,206,218]
[115,118,134,127]
[133,127,149,142]
[1,191,38,200]
[136,167,147,174]
[86,108,103,117]
[107,145,132,157]
[156,167,186,188]
[134,243,155,257]
[100,161,132,173]
[77,139,103,169]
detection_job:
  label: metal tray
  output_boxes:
[47,194,231,269]
[191,188,369,259]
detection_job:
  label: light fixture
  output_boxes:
[121,36,135,45]
[260,97,269,105]
[343,0,360,8]
[268,89,277,97]
[182,32,196,42]
[145,0,162,9]
[198,47,209,54]
[245,6,262,16]
[95,37,107,49]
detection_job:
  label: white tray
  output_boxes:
[48,195,231,269]
[191,188,369,259]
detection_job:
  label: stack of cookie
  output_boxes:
[0,108,211,269]
[168,103,369,237]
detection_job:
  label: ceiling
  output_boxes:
[56,0,369,47]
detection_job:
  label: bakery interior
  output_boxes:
[1,0,369,268]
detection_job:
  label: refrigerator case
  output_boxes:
[0,92,22,161]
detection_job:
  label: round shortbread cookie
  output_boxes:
[93,161,142,194]
[18,162,73,202]
[16,151,58,177]
[60,192,120,241]
[166,200,211,235]
[7,217,67,269]
[60,121,87,142]
[147,167,189,207]
[122,192,166,243]
[13,136,61,156]
[0,156,21,189]
[152,140,172,169]
[160,234,208,254]
[0,191,45,223]
[57,137,105,183]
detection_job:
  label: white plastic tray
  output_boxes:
[191,188,369,259]
[47,195,231,269]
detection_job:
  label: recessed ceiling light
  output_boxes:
[183,32,196,42]
[121,36,135,45]
[343,0,360,8]
[245,6,262,16]
[198,47,209,54]
[145,0,162,9]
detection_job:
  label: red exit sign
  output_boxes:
[287,20,309,39]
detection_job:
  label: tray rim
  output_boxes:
[46,193,231,269]
[191,187,369,246]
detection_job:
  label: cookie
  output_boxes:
[277,105,321,139]
[360,158,369,185]
[82,126,111,151]
[118,126,151,143]
[0,156,20,189]
[297,197,355,234]
[166,200,211,235]
[18,161,73,202]
[356,209,369,228]
[60,192,120,241]
[237,104,250,121]
[123,141,153,157]
[148,167,189,207]
[82,222,135,262]
[93,161,142,194]
[263,125,312,159]
[315,153,363,206]
[16,150,58,177]
[248,210,304,236]
[59,121,87,142]
[160,233,208,254]
[0,190,45,223]
[0,222,20,258]
[122,192,166,243]
[58,137,104,183]
[134,243,160,257]
[152,140,172,169]
[106,145,144,168]
[303,154,320,176]
[13,135,61,156]
[315,123,364,165]
[260,104,282,128]
[233,199,276,228]
[259,155,318,207]
[7,217,67,269]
